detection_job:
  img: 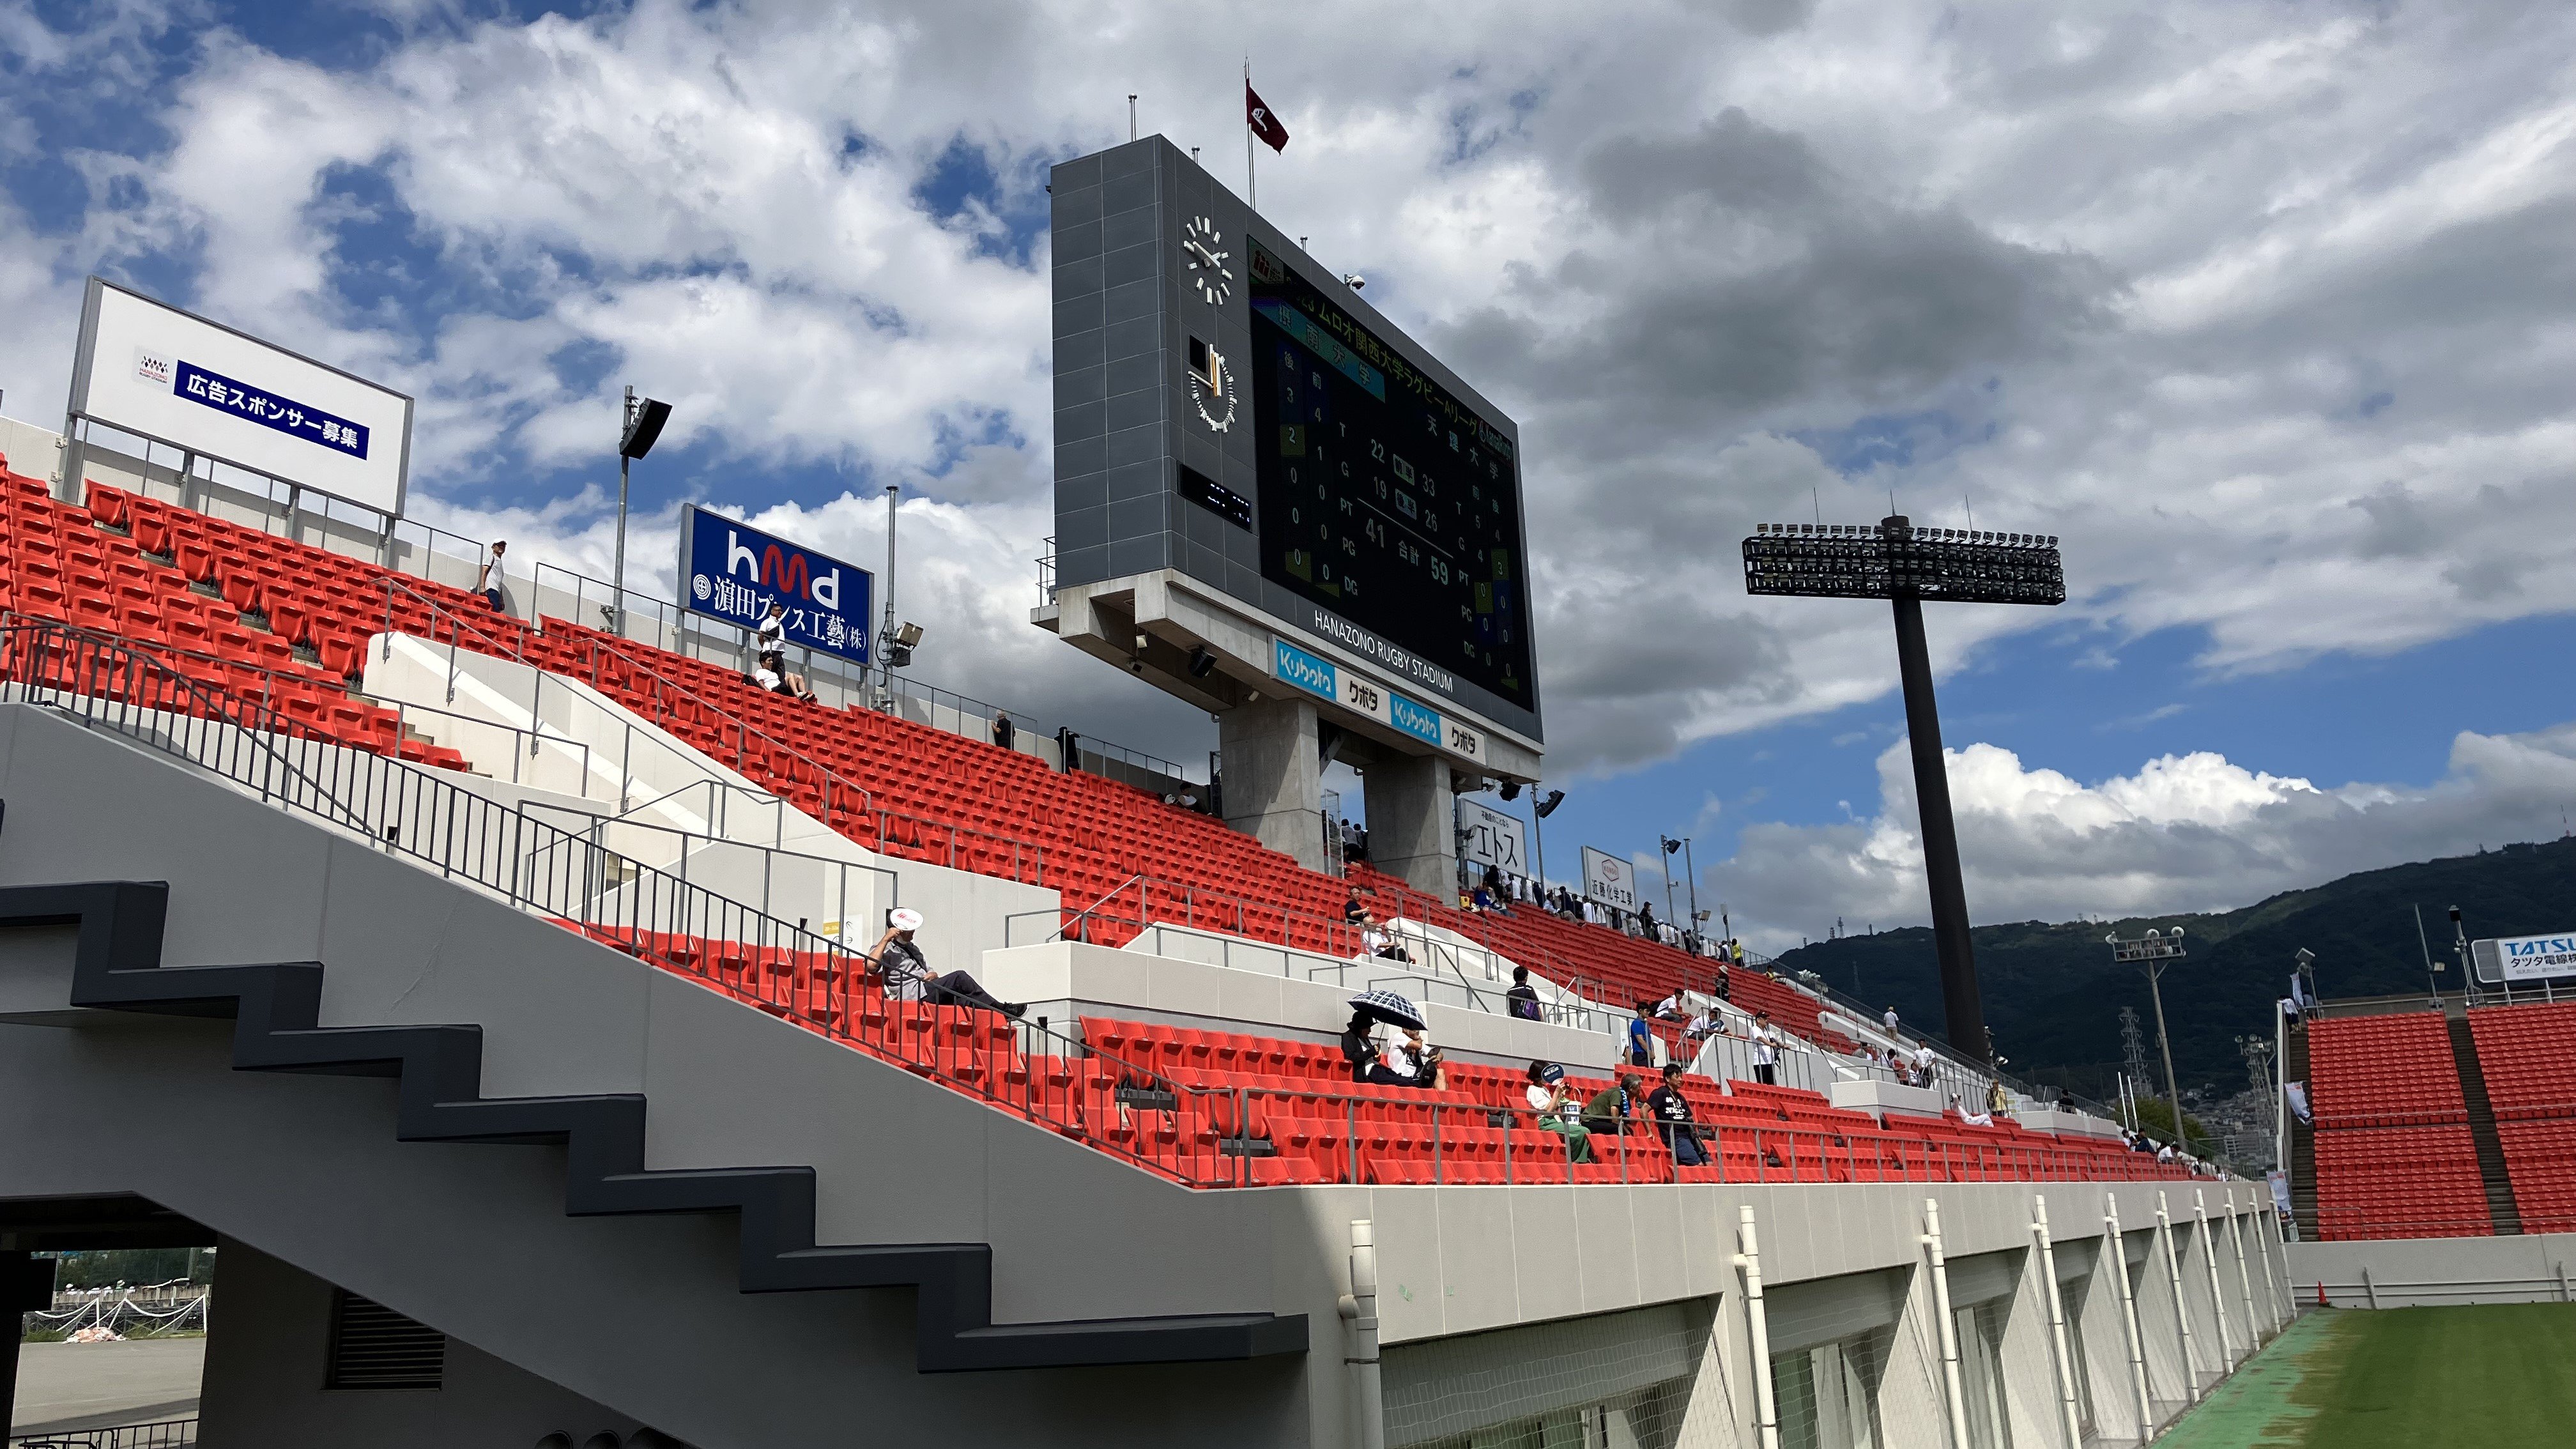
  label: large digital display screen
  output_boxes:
[1246,240,1534,711]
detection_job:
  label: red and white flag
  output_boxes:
[1246,82,1290,153]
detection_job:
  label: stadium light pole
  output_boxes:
[612,387,673,639]
[1743,516,2066,1063]
[2111,928,2190,1154]
[1658,836,1682,930]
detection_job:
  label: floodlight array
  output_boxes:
[1742,521,2066,606]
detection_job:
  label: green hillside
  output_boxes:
[1769,836,2576,1098]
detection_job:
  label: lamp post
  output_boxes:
[1529,788,1564,893]
[611,388,673,638]
[1658,836,1682,935]
[2110,928,2190,1155]
[1744,518,2066,1063]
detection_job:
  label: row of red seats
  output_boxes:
[2305,1013,2468,1126]
[2465,1003,2576,1234]
[0,469,470,771]
[47,464,1868,1066]
[2310,1124,2492,1239]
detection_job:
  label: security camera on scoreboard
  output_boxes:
[1034,135,1543,793]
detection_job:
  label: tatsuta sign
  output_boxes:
[2472,931,2576,983]
[680,505,873,666]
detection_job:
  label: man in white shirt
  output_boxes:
[1749,1011,1781,1087]
[475,539,508,612]
[1882,1005,1901,1036]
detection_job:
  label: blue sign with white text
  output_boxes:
[1273,638,1338,700]
[680,505,873,666]
[1387,692,1443,747]
[174,359,370,459]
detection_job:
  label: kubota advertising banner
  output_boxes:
[679,505,873,666]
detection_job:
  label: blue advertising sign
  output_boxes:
[173,358,372,459]
[1386,691,1443,747]
[679,505,873,666]
[1273,637,1338,700]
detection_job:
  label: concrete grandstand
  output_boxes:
[0,402,2312,1448]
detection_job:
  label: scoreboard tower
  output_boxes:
[1036,137,1544,894]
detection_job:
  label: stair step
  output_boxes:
[2447,1011,2524,1235]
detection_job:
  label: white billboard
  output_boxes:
[1581,846,1637,913]
[1456,799,1529,876]
[2472,932,2576,983]
[68,277,413,516]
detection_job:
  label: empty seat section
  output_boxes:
[2306,1011,2489,1239]
[2467,1003,2576,1232]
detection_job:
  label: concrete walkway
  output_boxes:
[10,1336,206,1438]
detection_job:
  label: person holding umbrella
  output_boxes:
[1342,990,1447,1091]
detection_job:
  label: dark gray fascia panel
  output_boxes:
[4,880,1306,1373]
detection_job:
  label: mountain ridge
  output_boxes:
[1768,835,2576,1099]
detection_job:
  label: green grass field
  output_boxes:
[2158,1303,2576,1447]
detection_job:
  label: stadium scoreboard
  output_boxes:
[1046,137,1542,756]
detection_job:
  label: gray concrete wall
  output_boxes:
[196,1239,653,1449]
[2287,1232,2576,1308]
[0,703,1330,1449]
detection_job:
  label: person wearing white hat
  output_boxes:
[866,907,1023,1018]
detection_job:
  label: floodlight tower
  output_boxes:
[2110,928,2190,1153]
[1743,516,2066,1062]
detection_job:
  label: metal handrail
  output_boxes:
[377,574,526,705]
[572,631,873,820]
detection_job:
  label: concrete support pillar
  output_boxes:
[4,1252,58,1436]
[1361,752,1457,898]
[1217,695,1325,872]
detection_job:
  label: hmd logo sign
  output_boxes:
[680,505,873,666]
[1273,639,1338,700]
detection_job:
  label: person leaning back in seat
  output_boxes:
[863,907,1025,1018]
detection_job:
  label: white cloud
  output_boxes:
[0,0,2564,785]
[1712,726,2576,951]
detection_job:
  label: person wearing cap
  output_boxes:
[1648,1064,1707,1167]
[1523,1061,1593,1163]
[866,908,1023,1018]
[1581,1074,1641,1141]
[475,539,507,612]
[1748,1010,1781,1086]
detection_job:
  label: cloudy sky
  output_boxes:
[3,0,2570,950]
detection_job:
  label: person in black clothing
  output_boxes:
[991,712,1015,750]
[1712,963,1731,1002]
[1505,965,1544,1022]
[1344,890,1369,925]
[1648,1064,1708,1167]
[1340,1011,1443,1089]
[866,908,1024,1018]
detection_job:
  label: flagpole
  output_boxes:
[1245,59,1256,211]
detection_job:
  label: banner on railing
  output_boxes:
[1580,845,1636,912]
[1456,797,1528,876]
[678,505,875,666]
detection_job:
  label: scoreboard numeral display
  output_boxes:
[1248,240,1533,709]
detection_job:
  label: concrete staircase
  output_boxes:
[2446,1008,2524,1236]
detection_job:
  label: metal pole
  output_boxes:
[2195,1189,2236,1366]
[1890,578,1989,1061]
[1338,1220,1384,1449]
[2105,1196,2156,1445]
[1733,1204,1781,1449]
[1922,1197,1973,1449]
[611,386,633,638]
[880,483,900,704]
[2156,1192,2199,1402]
[1244,61,1255,211]
[1682,836,1700,951]
[2148,961,2187,1157]
[2032,1195,2085,1449]
[2223,1189,2264,1344]
[1528,781,1546,891]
